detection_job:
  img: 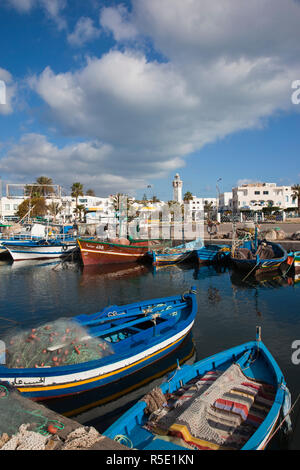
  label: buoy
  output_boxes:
[47,424,58,435]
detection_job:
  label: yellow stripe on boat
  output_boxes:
[18,333,188,393]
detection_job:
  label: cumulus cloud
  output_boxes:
[67,16,100,46]
[0,67,15,115]
[100,4,138,41]
[3,0,300,193]
[0,133,181,195]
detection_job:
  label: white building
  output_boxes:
[172,173,183,203]
[232,183,297,211]
[0,197,23,221]
[218,192,233,212]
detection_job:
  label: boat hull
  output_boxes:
[0,290,197,401]
[151,251,193,266]
[78,239,150,265]
[230,240,287,276]
[4,242,77,261]
[104,339,290,451]
[196,245,230,265]
[293,251,300,272]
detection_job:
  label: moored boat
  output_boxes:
[104,328,291,451]
[78,237,164,265]
[149,237,204,266]
[290,251,300,272]
[0,287,197,400]
[3,239,77,261]
[230,239,287,277]
[196,244,231,265]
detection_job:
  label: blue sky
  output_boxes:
[0,0,300,200]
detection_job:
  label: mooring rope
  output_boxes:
[263,392,300,448]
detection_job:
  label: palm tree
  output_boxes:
[183,191,193,203]
[74,204,86,222]
[292,184,300,215]
[47,201,62,223]
[25,176,54,198]
[71,182,84,217]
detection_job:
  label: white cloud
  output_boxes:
[4,0,300,193]
[100,4,138,41]
[0,68,15,115]
[68,17,100,47]
[0,133,181,194]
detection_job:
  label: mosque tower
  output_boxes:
[172,173,183,203]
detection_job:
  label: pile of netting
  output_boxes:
[4,318,114,369]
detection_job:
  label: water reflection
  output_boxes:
[45,332,196,430]
[0,258,300,448]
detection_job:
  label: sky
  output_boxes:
[0,0,300,201]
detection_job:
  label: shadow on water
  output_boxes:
[44,332,196,432]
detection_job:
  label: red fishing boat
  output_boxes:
[77,237,162,265]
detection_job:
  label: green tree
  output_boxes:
[47,201,62,222]
[86,189,96,196]
[71,182,84,217]
[16,197,48,220]
[74,204,86,222]
[183,191,193,203]
[25,176,54,197]
[292,184,300,215]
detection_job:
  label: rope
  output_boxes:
[241,259,260,282]
[263,392,300,448]
[114,434,133,448]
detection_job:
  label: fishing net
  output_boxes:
[144,364,275,450]
[3,318,114,369]
[0,383,65,437]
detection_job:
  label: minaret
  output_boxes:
[172,173,183,203]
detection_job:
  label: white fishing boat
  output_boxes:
[3,239,77,261]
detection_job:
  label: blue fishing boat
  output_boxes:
[230,239,287,277]
[149,237,204,265]
[196,244,231,265]
[104,328,291,450]
[0,287,197,400]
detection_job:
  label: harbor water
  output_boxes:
[1,257,300,450]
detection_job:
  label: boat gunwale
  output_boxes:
[104,339,287,451]
[0,292,197,381]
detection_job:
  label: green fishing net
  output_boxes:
[3,318,114,369]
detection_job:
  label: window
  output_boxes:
[13,204,18,210]
[263,191,269,195]
[254,191,260,195]
[286,196,289,202]
[5,204,10,210]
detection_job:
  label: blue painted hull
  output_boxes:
[104,335,291,450]
[196,244,230,264]
[0,288,197,400]
[230,240,287,276]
